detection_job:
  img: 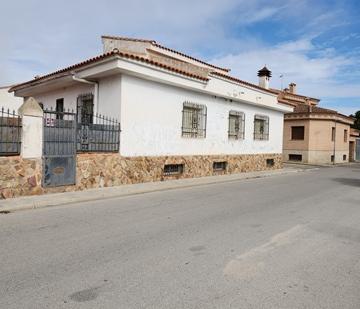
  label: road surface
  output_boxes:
[1,164,360,308]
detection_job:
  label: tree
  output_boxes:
[350,110,360,130]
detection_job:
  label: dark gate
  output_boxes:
[356,139,360,161]
[42,109,77,187]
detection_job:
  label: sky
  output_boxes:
[0,0,359,115]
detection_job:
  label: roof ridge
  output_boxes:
[101,34,230,72]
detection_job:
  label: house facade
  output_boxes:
[2,36,292,198]
[0,86,23,111]
[256,67,355,165]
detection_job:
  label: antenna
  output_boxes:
[280,74,284,90]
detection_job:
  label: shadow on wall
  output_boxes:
[332,178,360,187]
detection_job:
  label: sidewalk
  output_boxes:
[0,167,310,213]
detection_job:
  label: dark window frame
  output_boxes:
[291,126,305,140]
[55,98,64,120]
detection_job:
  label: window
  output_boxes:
[38,102,44,110]
[56,98,64,120]
[291,126,305,140]
[164,164,184,176]
[254,115,269,140]
[228,111,245,139]
[343,154,347,161]
[266,159,275,167]
[289,154,302,161]
[213,161,227,171]
[331,127,336,141]
[181,102,207,138]
[344,130,348,142]
[77,93,94,124]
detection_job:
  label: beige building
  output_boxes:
[349,128,360,161]
[257,66,355,164]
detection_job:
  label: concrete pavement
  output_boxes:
[0,164,359,308]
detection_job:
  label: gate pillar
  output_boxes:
[18,97,43,159]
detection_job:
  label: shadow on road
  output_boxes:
[332,178,360,187]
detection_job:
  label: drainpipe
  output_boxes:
[72,75,99,117]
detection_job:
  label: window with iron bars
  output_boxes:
[181,102,207,138]
[254,115,269,140]
[228,111,245,140]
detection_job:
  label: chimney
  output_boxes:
[289,82,297,94]
[257,66,272,89]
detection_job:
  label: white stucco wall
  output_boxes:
[120,74,284,157]
[0,87,23,111]
[33,76,122,121]
[34,84,93,112]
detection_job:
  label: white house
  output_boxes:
[0,86,23,111]
[9,36,292,186]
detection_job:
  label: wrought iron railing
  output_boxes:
[77,113,121,153]
[0,107,22,156]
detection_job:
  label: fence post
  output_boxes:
[18,97,43,159]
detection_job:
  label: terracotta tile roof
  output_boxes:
[10,51,209,92]
[101,35,230,73]
[210,71,277,95]
[270,88,320,101]
[291,105,337,114]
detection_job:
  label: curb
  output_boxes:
[0,168,306,213]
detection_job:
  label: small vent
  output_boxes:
[164,164,184,176]
[289,154,302,162]
[266,158,275,167]
[213,161,227,171]
[331,155,335,162]
[343,154,347,161]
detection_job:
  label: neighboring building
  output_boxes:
[257,66,354,164]
[0,86,23,111]
[349,128,360,162]
[8,36,292,184]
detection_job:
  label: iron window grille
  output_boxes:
[213,161,227,171]
[77,93,94,125]
[181,102,207,138]
[254,115,269,140]
[164,164,184,176]
[266,158,275,167]
[0,107,22,156]
[228,111,245,140]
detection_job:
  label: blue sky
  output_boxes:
[0,0,359,115]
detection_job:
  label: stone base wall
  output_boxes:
[0,153,282,199]
[0,156,42,199]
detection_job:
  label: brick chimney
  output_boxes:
[289,83,297,94]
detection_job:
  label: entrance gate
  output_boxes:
[42,110,77,187]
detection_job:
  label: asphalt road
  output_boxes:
[1,164,360,309]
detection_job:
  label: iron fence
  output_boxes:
[0,107,21,156]
[43,108,120,154]
[77,113,120,153]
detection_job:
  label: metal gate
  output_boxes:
[356,139,360,161]
[42,110,77,187]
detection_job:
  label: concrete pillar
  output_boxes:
[18,97,43,159]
